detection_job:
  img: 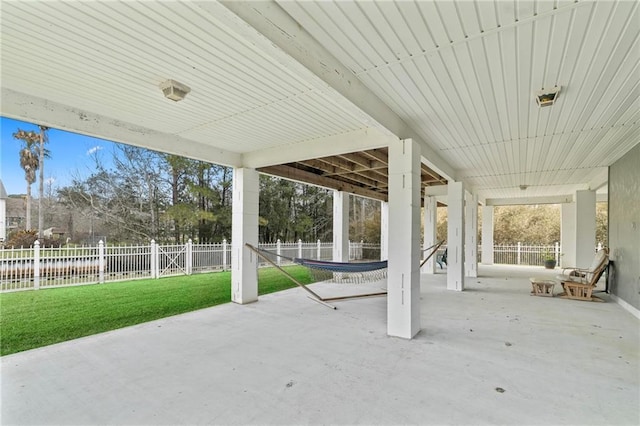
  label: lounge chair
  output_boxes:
[556,248,609,302]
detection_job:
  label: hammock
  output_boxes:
[250,245,388,283]
[246,241,443,309]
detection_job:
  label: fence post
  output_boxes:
[222,239,228,271]
[555,241,560,264]
[186,239,193,275]
[517,242,521,265]
[360,239,364,260]
[277,239,282,266]
[150,239,157,278]
[98,240,105,284]
[33,241,40,290]
[317,239,321,260]
[298,239,303,259]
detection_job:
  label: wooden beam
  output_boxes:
[360,149,389,164]
[315,158,388,184]
[299,159,385,189]
[337,152,375,169]
[259,165,388,201]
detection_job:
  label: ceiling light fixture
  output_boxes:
[160,79,191,102]
[535,86,560,107]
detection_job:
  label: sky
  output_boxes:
[1,117,117,195]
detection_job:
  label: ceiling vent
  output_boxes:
[535,86,560,107]
[160,79,191,102]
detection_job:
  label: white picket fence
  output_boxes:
[0,239,371,292]
[3,239,598,293]
[492,242,562,266]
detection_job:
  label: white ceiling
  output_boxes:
[1,0,638,203]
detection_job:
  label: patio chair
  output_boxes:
[556,248,609,302]
[436,248,447,269]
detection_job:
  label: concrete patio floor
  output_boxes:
[2,265,638,425]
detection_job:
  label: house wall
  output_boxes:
[608,142,640,312]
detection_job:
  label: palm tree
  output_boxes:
[37,126,49,239]
[14,129,39,231]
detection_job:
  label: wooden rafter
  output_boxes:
[258,148,447,200]
[259,165,388,201]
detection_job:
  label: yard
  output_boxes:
[0,266,313,356]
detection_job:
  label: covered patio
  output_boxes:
[1,1,639,423]
[3,265,638,425]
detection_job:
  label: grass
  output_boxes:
[0,266,313,356]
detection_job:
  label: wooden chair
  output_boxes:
[556,248,609,302]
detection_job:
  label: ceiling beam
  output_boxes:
[486,195,574,206]
[220,0,456,181]
[1,88,242,167]
[424,186,449,197]
[259,165,387,202]
[312,159,388,185]
[242,127,391,168]
[298,159,385,189]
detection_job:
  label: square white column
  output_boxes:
[333,191,350,262]
[465,192,478,277]
[481,206,494,265]
[422,193,437,274]
[380,201,389,261]
[231,168,259,304]
[447,181,465,291]
[575,190,596,268]
[387,138,421,339]
[561,202,577,268]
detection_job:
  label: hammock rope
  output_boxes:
[246,240,444,309]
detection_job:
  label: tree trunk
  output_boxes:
[38,127,46,239]
[25,185,32,231]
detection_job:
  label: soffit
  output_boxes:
[278,0,640,199]
[0,1,370,156]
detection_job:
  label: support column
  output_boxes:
[575,190,596,268]
[333,191,349,262]
[387,138,421,339]
[481,206,494,264]
[231,168,259,304]
[561,202,576,268]
[422,193,437,274]
[380,201,389,261]
[465,192,478,277]
[447,181,465,291]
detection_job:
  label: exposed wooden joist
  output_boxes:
[296,160,385,189]
[259,165,388,201]
[314,156,389,182]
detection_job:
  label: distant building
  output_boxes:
[5,196,27,234]
[43,227,66,240]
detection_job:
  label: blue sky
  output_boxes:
[1,117,117,195]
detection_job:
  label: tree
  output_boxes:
[37,126,49,239]
[13,129,39,231]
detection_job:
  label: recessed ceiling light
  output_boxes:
[535,86,560,107]
[160,79,191,102]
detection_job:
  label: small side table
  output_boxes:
[530,277,556,297]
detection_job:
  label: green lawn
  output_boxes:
[0,266,313,356]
